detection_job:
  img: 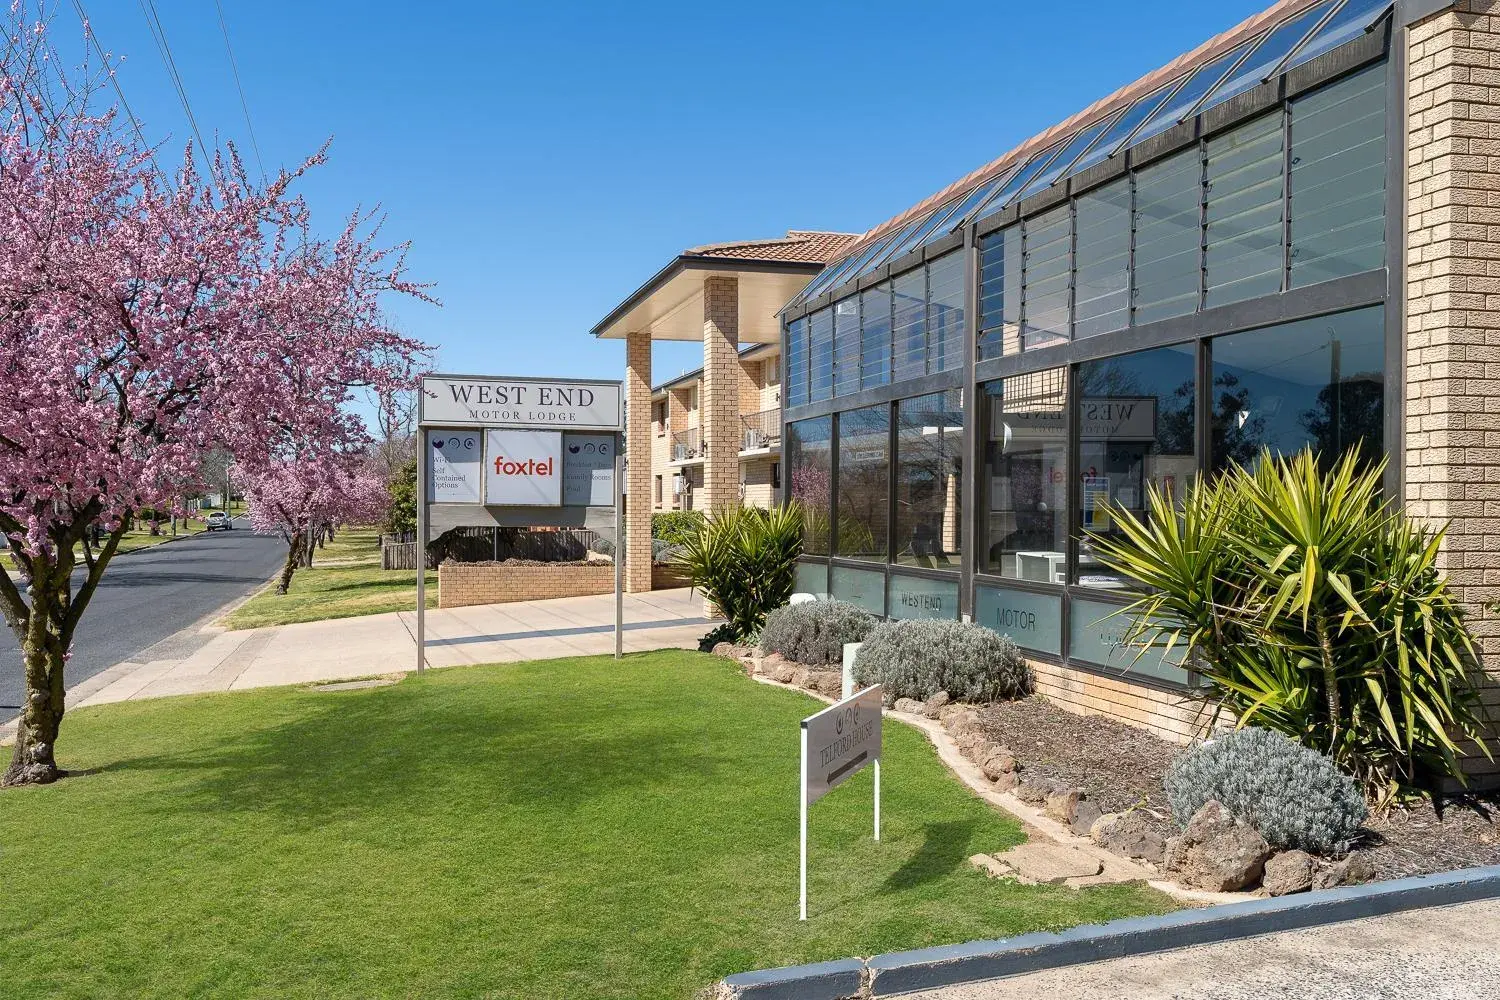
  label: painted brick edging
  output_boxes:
[718,864,1500,999]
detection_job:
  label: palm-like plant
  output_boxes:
[1090,448,1490,802]
[675,503,803,642]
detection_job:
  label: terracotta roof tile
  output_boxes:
[823,0,1341,272]
[685,230,860,264]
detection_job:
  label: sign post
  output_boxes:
[416,374,625,676]
[799,684,883,920]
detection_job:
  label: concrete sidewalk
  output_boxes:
[68,587,712,709]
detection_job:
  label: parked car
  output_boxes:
[205,511,233,532]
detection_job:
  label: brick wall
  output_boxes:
[624,331,654,593]
[438,562,614,608]
[650,392,671,511]
[702,276,741,513]
[742,456,776,509]
[1027,658,1225,746]
[1406,0,1500,781]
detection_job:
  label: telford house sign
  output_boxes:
[415,374,626,672]
[799,684,883,920]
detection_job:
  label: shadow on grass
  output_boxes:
[103,677,723,827]
[881,819,979,893]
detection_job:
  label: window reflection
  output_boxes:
[1075,345,1198,589]
[983,368,1069,583]
[1211,306,1384,473]
[895,390,964,569]
[836,405,889,560]
[787,417,832,556]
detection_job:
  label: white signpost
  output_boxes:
[416,374,626,674]
[799,684,883,920]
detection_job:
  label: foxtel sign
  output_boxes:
[484,429,562,506]
[420,375,623,431]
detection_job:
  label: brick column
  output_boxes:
[702,276,741,513]
[1405,1,1500,775]
[624,331,654,593]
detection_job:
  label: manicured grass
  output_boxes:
[220,527,434,630]
[0,651,1174,999]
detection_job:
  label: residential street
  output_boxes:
[0,521,285,714]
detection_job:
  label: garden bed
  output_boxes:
[976,696,1500,883]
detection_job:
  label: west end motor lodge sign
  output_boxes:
[419,375,623,507]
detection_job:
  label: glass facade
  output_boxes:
[786,416,832,555]
[784,15,1396,691]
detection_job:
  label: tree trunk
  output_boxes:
[5,633,66,785]
[277,533,305,594]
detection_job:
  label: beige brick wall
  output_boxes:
[742,457,776,510]
[650,392,671,511]
[438,562,613,608]
[1406,2,1500,782]
[1028,658,1225,746]
[702,275,741,513]
[624,332,654,593]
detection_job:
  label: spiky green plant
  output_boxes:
[675,503,803,643]
[1089,447,1490,803]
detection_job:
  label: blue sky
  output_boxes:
[65,0,1275,387]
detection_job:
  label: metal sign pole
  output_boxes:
[874,759,881,841]
[614,443,624,661]
[799,724,809,922]
[415,429,426,676]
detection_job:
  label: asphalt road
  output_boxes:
[0,520,286,713]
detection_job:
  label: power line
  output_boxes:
[68,0,169,185]
[212,0,265,183]
[136,0,209,163]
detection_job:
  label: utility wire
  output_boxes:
[212,0,265,183]
[69,0,169,185]
[137,0,209,164]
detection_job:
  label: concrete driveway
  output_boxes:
[907,898,1500,1000]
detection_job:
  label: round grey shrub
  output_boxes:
[759,600,876,666]
[1165,727,1368,855]
[853,619,1030,703]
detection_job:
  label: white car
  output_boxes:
[205,511,233,531]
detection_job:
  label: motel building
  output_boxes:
[772,0,1500,753]
[592,230,857,591]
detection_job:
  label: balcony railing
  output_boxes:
[741,407,781,451]
[672,426,701,462]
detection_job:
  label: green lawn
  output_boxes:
[220,527,434,629]
[0,651,1173,999]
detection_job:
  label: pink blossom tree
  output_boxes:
[0,12,430,785]
[243,459,389,595]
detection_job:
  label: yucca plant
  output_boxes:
[675,503,803,643]
[1090,447,1490,803]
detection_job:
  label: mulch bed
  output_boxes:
[977,695,1500,881]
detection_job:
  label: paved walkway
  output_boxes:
[65,588,711,710]
[907,898,1500,1000]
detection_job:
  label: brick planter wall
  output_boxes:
[438,561,613,609]
[1025,657,1223,746]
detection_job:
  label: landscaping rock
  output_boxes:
[1313,850,1376,890]
[760,652,787,671]
[1045,788,1085,825]
[943,709,983,738]
[1164,800,1272,892]
[1071,800,1104,838]
[710,642,739,659]
[1015,776,1058,806]
[810,671,843,697]
[923,691,951,718]
[1091,810,1167,864]
[991,770,1020,793]
[956,731,989,758]
[937,703,969,727]
[991,843,1104,885]
[892,697,925,715]
[980,751,1017,783]
[1263,849,1317,896]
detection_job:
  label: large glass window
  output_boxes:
[809,307,833,403]
[831,564,885,615]
[891,268,927,382]
[1200,0,1339,115]
[887,573,960,621]
[794,560,829,600]
[1210,305,1384,472]
[1290,64,1386,287]
[975,585,1063,656]
[833,296,860,397]
[1132,148,1203,325]
[1022,204,1072,349]
[786,416,832,556]
[928,252,967,373]
[1131,40,1256,149]
[836,404,889,561]
[982,367,1068,582]
[860,284,892,390]
[1075,344,1197,589]
[894,390,963,569]
[786,316,809,408]
[978,225,1022,360]
[1205,112,1286,308]
[1073,178,1131,339]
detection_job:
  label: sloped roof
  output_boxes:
[684,230,859,264]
